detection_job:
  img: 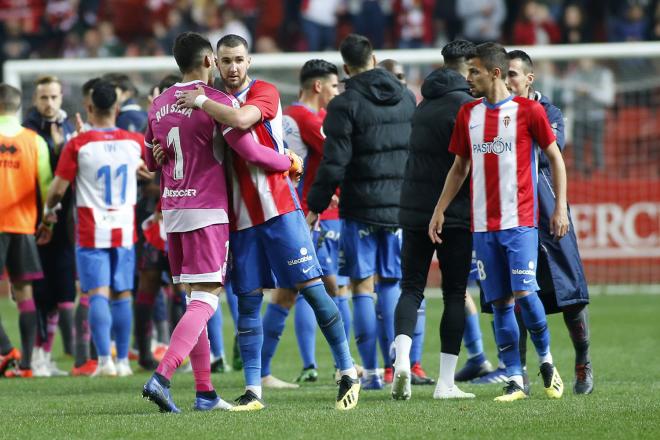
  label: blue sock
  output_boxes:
[110,297,132,360]
[237,293,264,387]
[352,293,378,370]
[464,309,486,364]
[516,293,550,359]
[225,281,239,333]
[491,320,504,368]
[376,280,401,367]
[294,295,317,368]
[375,297,389,367]
[89,295,112,357]
[300,282,352,371]
[207,305,224,358]
[492,304,522,378]
[332,296,351,341]
[410,299,426,364]
[261,303,289,377]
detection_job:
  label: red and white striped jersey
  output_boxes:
[283,103,339,220]
[449,95,555,232]
[228,79,300,231]
[56,128,144,248]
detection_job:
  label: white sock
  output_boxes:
[439,352,458,389]
[393,334,412,371]
[190,291,219,311]
[98,355,112,366]
[365,368,378,377]
[539,352,553,365]
[246,385,262,399]
[510,374,524,389]
[340,367,358,380]
[117,357,129,365]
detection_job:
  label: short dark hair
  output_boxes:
[299,59,338,88]
[172,32,214,74]
[339,34,373,69]
[82,77,101,97]
[0,83,22,113]
[216,34,249,52]
[157,74,182,92]
[441,40,477,63]
[91,79,117,115]
[469,42,509,79]
[102,73,137,96]
[507,49,534,73]
[377,59,401,71]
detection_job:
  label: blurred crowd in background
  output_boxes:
[2,0,660,69]
[1,0,659,178]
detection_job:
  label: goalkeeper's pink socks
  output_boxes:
[156,292,218,380]
[189,326,213,392]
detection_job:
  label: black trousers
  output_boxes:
[394,227,472,355]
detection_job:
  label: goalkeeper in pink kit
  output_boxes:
[141,32,298,413]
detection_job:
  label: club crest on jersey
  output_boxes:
[472,136,512,155]
[503,115,511,128]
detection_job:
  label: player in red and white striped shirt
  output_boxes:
[176,34,360,411]
[429,43,569,402]
[41,80,145,377]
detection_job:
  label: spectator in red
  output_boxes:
[512,0,561,45]
[394,0,435,48]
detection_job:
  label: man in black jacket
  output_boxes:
[391,40,477,400]
[307,34,416,390]
[23,75,76,377]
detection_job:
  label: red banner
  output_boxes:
[569,178,660,283]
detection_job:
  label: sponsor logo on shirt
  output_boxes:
[162,187,197,198]
[472,136,513,155]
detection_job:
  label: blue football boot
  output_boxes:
[142,374,181,413]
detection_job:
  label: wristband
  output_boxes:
[43,202,62,218]
[194,94,209,109]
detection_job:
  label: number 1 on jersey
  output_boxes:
[167,127,184,180]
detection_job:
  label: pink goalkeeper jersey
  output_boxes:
[145,80,237,233]
[56,128,144,248]
[449,95,555,232]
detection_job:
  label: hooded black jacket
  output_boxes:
[399,68,474,231]
[307,68,416,227]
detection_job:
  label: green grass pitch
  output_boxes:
[0,293,658,439]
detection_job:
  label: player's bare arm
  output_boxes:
[36,176,71,245]
[428,155,471,244]
[544,141,569,239]
[176,86,262,130]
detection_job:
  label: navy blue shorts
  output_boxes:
[76,246,135,292]
[473,227,539,303]
[229,210,323,295]
[314,219,349,286]
[339,220,402,280]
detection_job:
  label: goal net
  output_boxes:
[4,42,659,292]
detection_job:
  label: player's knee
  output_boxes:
[238,291,263,315]
[271,288,297,309]
[492,297,514,308]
